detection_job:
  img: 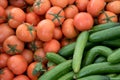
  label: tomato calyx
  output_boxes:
[0,69,3,74]
[25,23,35,36]
[29,41,38,51]
[34,0,43,8]
[7,13,13,21]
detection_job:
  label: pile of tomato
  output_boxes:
[0,0,120,80]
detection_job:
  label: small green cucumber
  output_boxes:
[46,52,66,64]
[89,26,120,42]
[58,71,74,80]
[77,75,110,80]
[107,48,120,64]
[72,31,89,73]
[38,60,72,80]
[94,56,106,63]
[76,62,120,78]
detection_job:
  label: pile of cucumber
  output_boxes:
[38,22,120,80]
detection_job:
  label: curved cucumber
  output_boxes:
[72,31,89,73]
[76,62,120,78]
[58,71,74,80]
[77,75,110,80]
[89,26,120,42]
[94,56,106,63]
[38,60,72,80]
[107,48,120,64]
[84,46,112,66]
[46,52,66,64]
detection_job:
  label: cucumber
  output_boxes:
[38,60,72,80]
[77,75,110,80]
[72,31,89,73]
[94,56,106,63]
[107,48,120,64]
[110,74,120,80]
[89,26,120,42]
[76,62,120,78]
[84,46,112,66]
[46,52,66,64]
[89,22,120,33]
[58,71,74,80]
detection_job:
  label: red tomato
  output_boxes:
[0,0,8,8]
[0,6,6,23]
[13,75,30,80]
[53,27,63,40]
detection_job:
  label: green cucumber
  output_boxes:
[110,74,120,80]
[58,71,74,80]
[46,52,66,64]
[77,75,110,80]
[84,46,112,66]
[76,62,120,78]
[107,48,120,64]
[94,56,106,63]
[89,22,120,33]
[72,31,89,73]
[89,26,120,42]
[38,60,72,80]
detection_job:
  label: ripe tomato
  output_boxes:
[0,6,6,23]
[68,0,75,5]
[21,49,33,64]
[76,0,89,12]
[0,0,8,8]
[0,23,15,44]
[64,5,79,18]
[13,75,30,80]
[53,27,63,40]
[62,19,78,39]
[37,19,55,42]
[73,12,94,31]
[33,0,51,15]
[0,67,14,80]
[7,55,28,75]
[87,0,105,17]
[50,0,68,8]
[106,1,120,14]
[5,6,16,15]
[98,11,118,24]
[25,0,35,5]
[45,6,65,26]
[44,39,61,53]
[3,35,24,55]
[0,53,10,68]
[16,23,36,42]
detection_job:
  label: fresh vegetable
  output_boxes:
[94,56,106,63]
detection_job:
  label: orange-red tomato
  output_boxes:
[37,19,55,42]
[16,23,36,42]
[0,53,10,68]
[3,35,24,55]
[44,39,61,53]
[25,0,35,5]
[64,5,79,18]
[0,67,14,80]
[68,0,75,4]
[98,11,118,24]
[0,0,8,8]
[73,12,94,31]
[87,0,105,17]
[45,6,65,26]
[21,49,34,64]
[7,55,28,75]
[13,75,30,80]
[53,27,63,40]
[62,19,78,39]
[0,6,6,23]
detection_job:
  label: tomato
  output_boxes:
[53,27,63,40]
[37,19,55,42]
[98,11,118,24]
[13,75,30,80]
[7,55,28,75]
[64,5,79,18]
[33,0,51,15]
[0,6,6,24]
[7,7,26,28]
[0,0,8,8]
[104,0,116,2]
[0,23,15,44]
[5,6,16,15]
[16,23,36,42]
[76,0,89,12]
[87,0,105,17]
[3,35,24,55]
[45,6,65,26]
[44,39,61,53]
[106,1,120,14]
[62,19,78,39]
[25,0,35,5]
[21,49,33,64]
[73,12,94,31]
[68,0,75,5]
[26,12,40,26]
[50,0,68,8]
[0,53,10,68]
[26,6,33,13]
[0,67,14,80]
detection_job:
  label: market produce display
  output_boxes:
[0,0,120,80]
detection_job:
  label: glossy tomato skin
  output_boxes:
[53,27,63,40]
[73,12,94,31]
[7,55,28,75]
[13,75,30,80]
[0,0,8,8]
[0,6,6,24]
